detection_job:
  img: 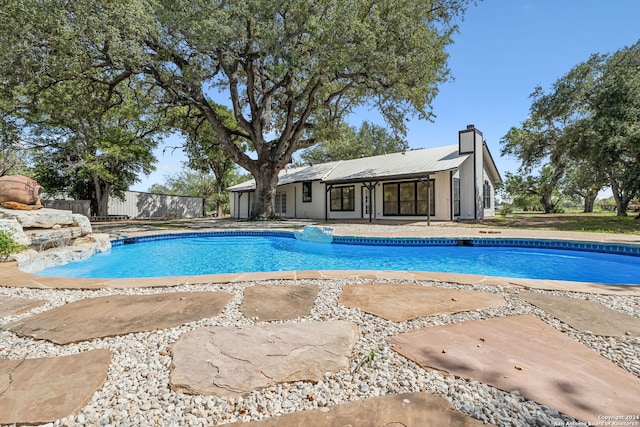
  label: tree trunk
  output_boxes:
[611,181,629,217]
[539,193,556,214]
[93,177,110,217]
[583,190,597,213]
[250,163,281,219]
[215,181,224,217]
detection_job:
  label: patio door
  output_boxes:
[274,192,286,217]
[361,186,375,219]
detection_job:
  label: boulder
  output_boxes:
[0,218,30,246]
[72,213,92,235]
[14,233,111,274]
[0,207,75,228]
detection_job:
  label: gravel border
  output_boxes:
[1,279,639,427]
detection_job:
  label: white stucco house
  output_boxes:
[228,125,502,221]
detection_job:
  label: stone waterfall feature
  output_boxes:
[0,207,111,273]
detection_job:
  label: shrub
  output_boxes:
[0,229,28,261]
[499,204,513,217]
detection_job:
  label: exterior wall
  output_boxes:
[230,191,252,218]
[295,181,327,219]
[482,168,496,218]
[457,156,477,220]
[108,191,204,219]
[458,125,485,219]
[230,172,457,221]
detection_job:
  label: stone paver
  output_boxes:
[339,282,506,322]
[241,284,319,321]
[224,392,491,427]
[390,314,640,423]
[0,349,112,425]
[518,291,640,336]
[8,291,233,344]
[170,321,359,397]
[0,295,47,317]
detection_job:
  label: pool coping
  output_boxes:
[3,229,640,296]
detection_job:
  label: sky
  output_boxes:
[131,0,640,192]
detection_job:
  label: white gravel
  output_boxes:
[1,279,639,427]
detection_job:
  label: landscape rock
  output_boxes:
[14,233,112,274]
[8,291,234,343]
[0,349,112,425]
[72,213,93,235]
[390,314,640,423]
[339,282,506,322]
[224,392,490,426]
[0,207,75,228]
[0,218,30,246]
[170,320,359,397]
[240,284,319,321]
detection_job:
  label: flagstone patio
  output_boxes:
[1,220,639,425]
[390,314,640,423]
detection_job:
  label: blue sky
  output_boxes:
[132,0,640,192]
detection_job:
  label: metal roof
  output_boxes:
[324,144,468,184]
[227,161,340,192]
[227,144,475,192]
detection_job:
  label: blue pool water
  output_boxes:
[36,235,640,284]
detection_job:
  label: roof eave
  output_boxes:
[324,167,460,185]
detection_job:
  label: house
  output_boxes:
[228,125,502,221]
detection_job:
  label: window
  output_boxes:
[302,182,312,202]
[275,192,286,216]
[453,178,460,216]
[330,186,355,211]
[483,180,491,208]
[383,180,435,216]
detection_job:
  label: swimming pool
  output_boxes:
[35,232,640,284]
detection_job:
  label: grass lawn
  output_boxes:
[478,211,640,234]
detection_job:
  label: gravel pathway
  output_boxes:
[1,278,639,427]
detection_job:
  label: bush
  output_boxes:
[499,204,513,217]
[0,229,28,261]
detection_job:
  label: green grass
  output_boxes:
[480,212,640,234]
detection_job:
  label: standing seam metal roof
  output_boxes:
[227,144,470,191]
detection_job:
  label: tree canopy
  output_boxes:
[501,40,640,216]
[297,121,407,165]
[0,0,475,219]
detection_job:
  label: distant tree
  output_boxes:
[298,121,407,165]
[502,168,564,213]
[0,111,27,176]
[28,81,165,216]
[0,0,476,219]
[149,168,245,214]
[501,123,567,213]
[169,105,246,217]
[149,170,217,213]
[502,41,640,217]
[586,43,640,217]
[560,160,605,213]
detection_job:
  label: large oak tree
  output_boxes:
[1,0,474,219]
[501,40,640,216]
